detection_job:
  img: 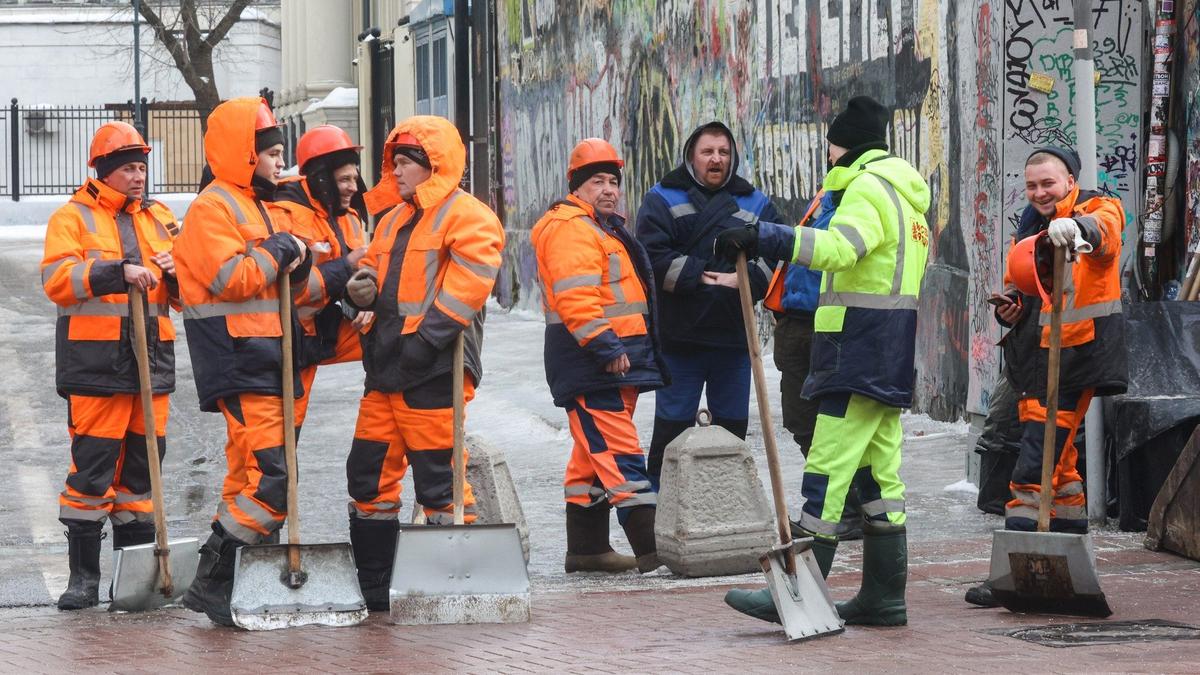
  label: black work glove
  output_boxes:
[714,223,760,262]
[399,335,439,373]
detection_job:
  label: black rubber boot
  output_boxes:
[349,515,399,611]
[723,536,838,624]
[646,417,694,492]
[836,484,865,541]
[964,581,999,607]
[836,526,908,626]
[620,505,660,573]
[57,520,105,610]
[179,522,245,626]
[564,503,636,573]
[711,416,749,440]
[112,521,157,549]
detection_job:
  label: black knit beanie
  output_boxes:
[393,145,431,170]
[1027,146,1081,177]
[302,148,360,177]
[569,161,622,192]
[826,96,890,149]
[255,126,285,153]
[95,148,148,180]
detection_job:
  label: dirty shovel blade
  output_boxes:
[109,538,200,612]
[230,543,367,631]
[390,523,530,625]
[988,529,1112,618]
[760,541,844,641]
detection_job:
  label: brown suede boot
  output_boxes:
[564,503,638,573]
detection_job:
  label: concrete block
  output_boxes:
[406,436,529,564]
[655,424,776,577]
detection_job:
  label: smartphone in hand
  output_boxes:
[986,294,1013,308]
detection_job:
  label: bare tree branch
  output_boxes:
[204,0,254,51]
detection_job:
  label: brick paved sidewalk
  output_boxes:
[2,532,1198,674]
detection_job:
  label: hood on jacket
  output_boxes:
[204,97,271,189]
[364,115,465,214]
[823,148,931,215]
[659,121,756,196]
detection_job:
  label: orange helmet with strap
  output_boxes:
[88,121,150,167]
[567,138,624,180]
[296,125,363,173]
[255,100,280,131]
[1007,231,1054,302]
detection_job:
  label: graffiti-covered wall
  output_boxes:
[494,0,1144,420]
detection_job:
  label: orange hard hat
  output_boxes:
[1007,231,1054,301]
[296,125,363,172]
[567,138,624,179]
[255,100,280,131]
[88,121,150,167]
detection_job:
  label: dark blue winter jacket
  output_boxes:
[779,191,834,314]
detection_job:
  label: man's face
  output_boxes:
[828,143,848,167]
[393,152,432,202]
[333,163,359,210]
[102,161,147,199]
[690,131,732,190]
[1024,159,1075,217]
[573,172,621,218]
[254,144,285,184]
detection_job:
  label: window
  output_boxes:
[413,19,450,117]
[416,43,430,103]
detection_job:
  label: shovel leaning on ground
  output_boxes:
[109,286,199,611]
[389,332,530,625]
[229,275,368,630]
[987,246,1113,618]
[735,253,843,641]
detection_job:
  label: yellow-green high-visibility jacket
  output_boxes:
[790,149,931,408]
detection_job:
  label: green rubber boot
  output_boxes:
[835,526,907,626]
[723,537,837,624]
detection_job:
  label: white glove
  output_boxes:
[346,267,378,307]
[1047,218,1079,248]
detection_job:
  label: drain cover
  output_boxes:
[998,620,1200,648]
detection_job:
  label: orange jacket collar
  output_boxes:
[73,177,139,214]
[204,96,270,189]
[364,115,465,214]
[563,193,599,220]
[1053,185,1082,218]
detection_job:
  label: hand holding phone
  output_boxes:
[986,293,1013,308]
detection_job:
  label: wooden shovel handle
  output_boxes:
[280,276,302,574]
[736,254,795,574]
[1038,246,1067,533]
[129,286,173,597]
[452,332,466,526]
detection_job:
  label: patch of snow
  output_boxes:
[0,225,46,240]
[943,479,979,495]
[304,87,359,113]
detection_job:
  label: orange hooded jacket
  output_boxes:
[42,177,180,397]
[357,116,505,393]
[174,97,311,412]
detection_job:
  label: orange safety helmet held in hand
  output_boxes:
[87,121,151,167]
[1007,231,1055,301]
[567,138,624,179]
[255,101,281,131]
[296,125,363,172]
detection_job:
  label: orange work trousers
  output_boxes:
[1006,388,1093,534]
[294,319,364,429]
[347,375,477,525]
[216,393,291,544]
[60,393,168,525]
[563,387,657,510]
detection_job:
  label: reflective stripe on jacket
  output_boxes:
[359,116,505,393]
[42,177,179,397]
[532,195,665,407]
[1002,187,1128,398]
[790,149,931,408]
[174,97,309,412]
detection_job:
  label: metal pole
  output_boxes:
[470,0,491,203]
[1072,0,1106,525]
[10,98,19,202]
[453,0,470,184]
[133,0,143,135]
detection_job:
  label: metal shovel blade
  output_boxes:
[760,541,844,641]
[988,529,1112,618]
[109,538,200,612]
[390,523,530,625]
[230,543,368,631]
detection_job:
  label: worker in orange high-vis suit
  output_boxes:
[41,121,180,610]
[531,139,666,575]
[343,115,504,610]
[268,124,371,429]
[173,97,312,626]
[964,146,1128,608]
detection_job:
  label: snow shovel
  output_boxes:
[389,333,530,625]
[109,286,199,611]
[988,246,1112,618]
[229,275,368,630]
[735,254,843,641]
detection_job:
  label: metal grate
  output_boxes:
[997,620,1200,648]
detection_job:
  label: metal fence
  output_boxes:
[3,99,205,200]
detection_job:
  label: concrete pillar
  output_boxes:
[302,0,354,97]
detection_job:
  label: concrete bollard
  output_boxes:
[655,422,776,577]
[406,436,530,564]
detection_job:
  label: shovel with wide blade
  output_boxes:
[109,285,199,611]
[735,253,843,641]
[987,246,1112,618]
[389,332,530,625]
[229,275,367,630]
